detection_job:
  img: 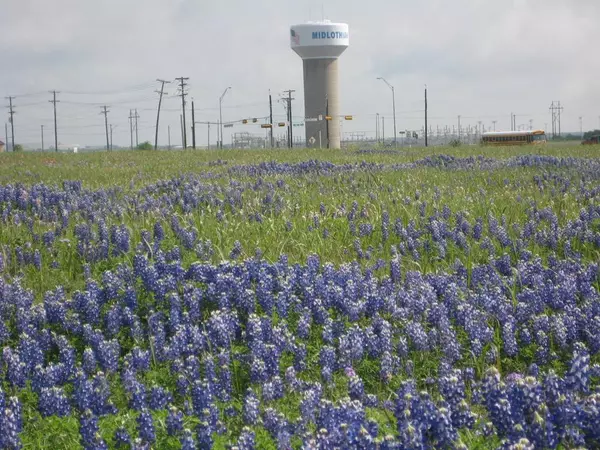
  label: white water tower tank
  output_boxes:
[290,20,349,149]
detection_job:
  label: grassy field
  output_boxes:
[0,144,599,449]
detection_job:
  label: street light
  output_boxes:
[377,77,397,147]
[219,86,232,149]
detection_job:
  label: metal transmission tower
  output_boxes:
[557,101,563,137]
[377,77,397,147]
[6,96,15,151]
[549,102,557,138]
[100,106,110,151]
[49,91,59,152]
[549,101,564,139]
[155,79,170,150]
[175,77,189,148]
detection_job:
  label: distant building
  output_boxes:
[0,140,5,152]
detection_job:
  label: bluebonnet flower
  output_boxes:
[243,389,260,426]
[137,409,156,444]
[113,427,131,448]
[166,405,184,436]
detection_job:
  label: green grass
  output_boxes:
[1,144,600,448]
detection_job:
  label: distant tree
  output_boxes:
[136,141,153,150]
[584,129,600,139]
[13,144,24,152]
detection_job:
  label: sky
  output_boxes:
[1,0,599,148]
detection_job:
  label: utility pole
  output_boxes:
[49,91,59,152]
[154,79,170,150]
[100,106,110,151]
[207,122,211,150]
[557,101,563,137]
[41,125,45,151]
[377,77,397,147]
[382,116,385,143]
[376,113,379,143]
[282,89,295,148]
[191,99,196,149]
[175,77,189,149]
[6,96,15,151]
[325,94,329,148]
[424,85,428,147]
[549,102,557,139]
[128,110,134,149]
[180,114,184,148]
[134,109,140,148]
[168,125,171,150]
[492,120,497,131]
[269,91,274,148]
[219,86,231,149]
[529,119,533,130]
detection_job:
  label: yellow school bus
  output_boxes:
[481,130,547,146]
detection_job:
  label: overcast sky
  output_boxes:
[1,0,599,148]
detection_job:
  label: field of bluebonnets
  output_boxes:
[0,144,600,449]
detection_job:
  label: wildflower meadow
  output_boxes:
[0,144,599,449]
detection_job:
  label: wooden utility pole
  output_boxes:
[269,91,274,148]
[175,77,189,148]
[191,100,196,149]
[154,79,170,150]
[100,106,110,151]
[6,96,15,151]
[134,109,140,148]
[128,110,134,149]
[424,85,428,147]
[49,91,59,152]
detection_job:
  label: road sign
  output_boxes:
[308,136,316,145]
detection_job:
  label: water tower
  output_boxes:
[290,20,349,149]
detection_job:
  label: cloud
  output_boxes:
[1,0,598,147]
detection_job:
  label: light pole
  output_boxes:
[377,77,397,147]
[219,86,231,149]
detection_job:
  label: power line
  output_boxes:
[59,82,155,96]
